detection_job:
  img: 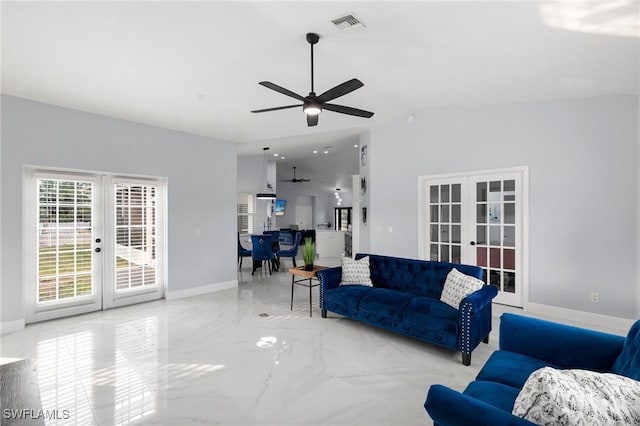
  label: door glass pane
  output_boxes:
[490,225,501,246]
[430,186,439,203]
[504,249,515,270]
[451,184,461,203]
[115,183,157,292]
[476,225,487,245]
[489,204,501,223]
[440,225,449,243]
[476,182,487,202]
[451,205,461,223]
[504,203,515,224]
[441,245,449,262]
[489,270,501,290]
[490,248,501,268]
[504,226,515,247]
[37,179,93,303]
[430,244,438,261]
[452,245,461,264]
[430,224,439,242]
[489,181,501,196]
[430,205,439,222]
[477,247,487,267]
[440,205,449,222]
[440,185,450,203]
[504,180,516,201]
[505,272,516,293]
[451,225,461,243]
[477,204,487,223]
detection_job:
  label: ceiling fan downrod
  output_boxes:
[307,32,319,95]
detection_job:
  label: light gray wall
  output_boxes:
[1,95,238,324]
[366,96,638,319]
[275,181,333,229]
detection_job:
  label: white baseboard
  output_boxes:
[165,279,238,300]
[522,302,635,335]
[0,318,25,335]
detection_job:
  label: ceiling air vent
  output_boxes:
[331,13,366,31]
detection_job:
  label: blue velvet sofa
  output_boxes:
[316,253,498,365]
[425,313,640,425]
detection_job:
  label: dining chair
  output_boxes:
[263,230,281,270]
[251,234,275,275]
[238,232,252,269]
[276,231,302,268]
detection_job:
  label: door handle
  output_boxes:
[95,247,102,253]
[469,241,476,246]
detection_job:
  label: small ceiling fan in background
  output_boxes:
[251,32,374,127]
[280,167,310,183]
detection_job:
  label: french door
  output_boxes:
[25,170,166,323]
[419,167,528,307]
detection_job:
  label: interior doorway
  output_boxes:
[419,167,528,307]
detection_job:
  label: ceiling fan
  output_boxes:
[280,167,310,183]
[251,32,374,127]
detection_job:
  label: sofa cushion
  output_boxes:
[340,256,373,286]
[440,268,484,309]
[323,286,372,311]
[357,288,413,320]
[513,367,640,425]
[402,297,458,332]
[464,380,521,413]
[612,320,640,380]
[476,350,560,389]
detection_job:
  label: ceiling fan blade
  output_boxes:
[317,79,364,103]
[323,103,374,118]
[307,114,318,127]
[259,81,306,102]
[251,104,301,113]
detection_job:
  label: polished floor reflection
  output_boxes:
[2,261,503,425]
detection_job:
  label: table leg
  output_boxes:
[309,278,313,317]
[290,274,295,311]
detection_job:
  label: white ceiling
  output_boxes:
[2,1,638,182]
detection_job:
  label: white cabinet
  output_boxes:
[315,230,346,259]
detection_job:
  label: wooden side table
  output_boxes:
[289,265,326,317]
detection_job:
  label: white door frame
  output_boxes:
[418,166,529,307]
[103,176,166,309]
[24,168,167,323]
[24,170,104,323]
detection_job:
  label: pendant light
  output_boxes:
[256,147,276,200]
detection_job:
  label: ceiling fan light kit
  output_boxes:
[251,32,374,127]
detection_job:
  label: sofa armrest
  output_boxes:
[425,385,535,426]
[316,267,342,311]
[499,313,625,371]
[462,285,498,311]
[316,267,341,291]
[457,285,498,362]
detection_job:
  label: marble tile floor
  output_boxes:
[2,258,622,426]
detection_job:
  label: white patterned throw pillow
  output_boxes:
[513,367,640,425]
[439,268,484,309]
[340,256,373,286]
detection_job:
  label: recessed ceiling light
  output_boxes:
[280,156,285,160]
[354,144,359,148]
[313,150,318,154]
[273,153,279,157]
[324,150,329,154]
